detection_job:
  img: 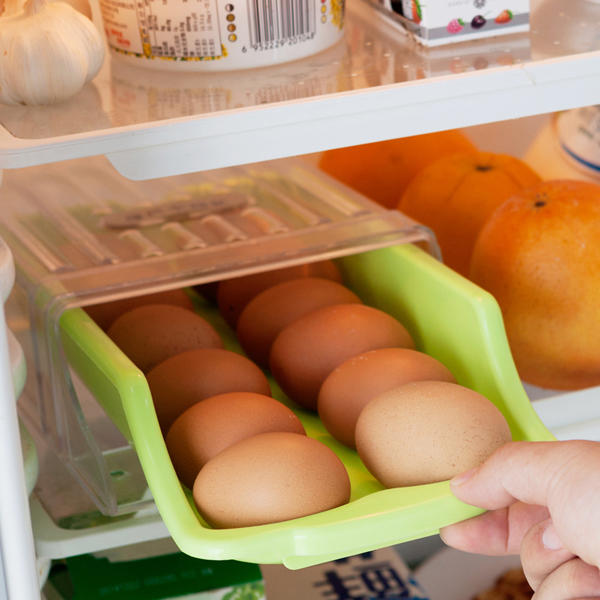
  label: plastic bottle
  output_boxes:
[524,106,600,182]
[98,0,346,71]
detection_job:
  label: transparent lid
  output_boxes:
[0,156,437,316]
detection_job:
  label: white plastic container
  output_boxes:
[524,106,600,182]
[368,0,530,47]
[99,0,346,71]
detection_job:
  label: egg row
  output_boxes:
[214,263,450,450]
[215,264,512,490]
[87,261,512,528]
[87,281,352,527]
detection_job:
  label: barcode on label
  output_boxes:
[248,0,316,47]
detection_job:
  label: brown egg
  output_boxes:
[269,304,415,411]
[318,348,456,448]
[193,432,350,528]
[166,392,306,489]
[147,348,271,433]
[107,304,223,373]
[237,278,362,367]
[355,381,512,488]
[86,289,195,330]
[217,260,342,328]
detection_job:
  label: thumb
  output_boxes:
[449,440,597,511]
[444,440,600,566]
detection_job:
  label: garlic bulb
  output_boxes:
[0,0,21,16]
[0,0,105,105]
[1,0,93,19]
[60,0,92,19]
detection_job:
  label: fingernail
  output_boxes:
[450,467,478,487]
[542,523,562,551]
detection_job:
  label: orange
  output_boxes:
[318,130,476,210]
[399,152,541,277]
[470,179,600,390]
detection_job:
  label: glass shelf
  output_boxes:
[0,0,599,179]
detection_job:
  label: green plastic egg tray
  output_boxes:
[59,244,554,569]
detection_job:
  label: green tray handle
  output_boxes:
[339,244,555,443]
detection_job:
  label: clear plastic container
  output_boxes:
[100,0,346,71]
[1,156,435,521]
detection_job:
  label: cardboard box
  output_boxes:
[44,539,265,600]
[370,0,530,47]
[261,546,429,599]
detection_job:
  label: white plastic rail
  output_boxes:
[0,237,40,600]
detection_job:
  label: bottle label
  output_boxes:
[101,0,223,59]
[556,106,600,175]
[99,0,345,66]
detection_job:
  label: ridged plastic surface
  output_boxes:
[2,157,435,522]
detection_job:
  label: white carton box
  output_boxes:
[261,546,429,599]
[371,0,530,47]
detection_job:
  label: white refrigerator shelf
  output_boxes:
[31,499,169,561]
[0,0,599,180]
[528,384,600,442]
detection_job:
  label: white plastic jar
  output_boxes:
[99,0,345,71]
[524,107,600,182]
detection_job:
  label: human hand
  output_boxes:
[440,440,600,599]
